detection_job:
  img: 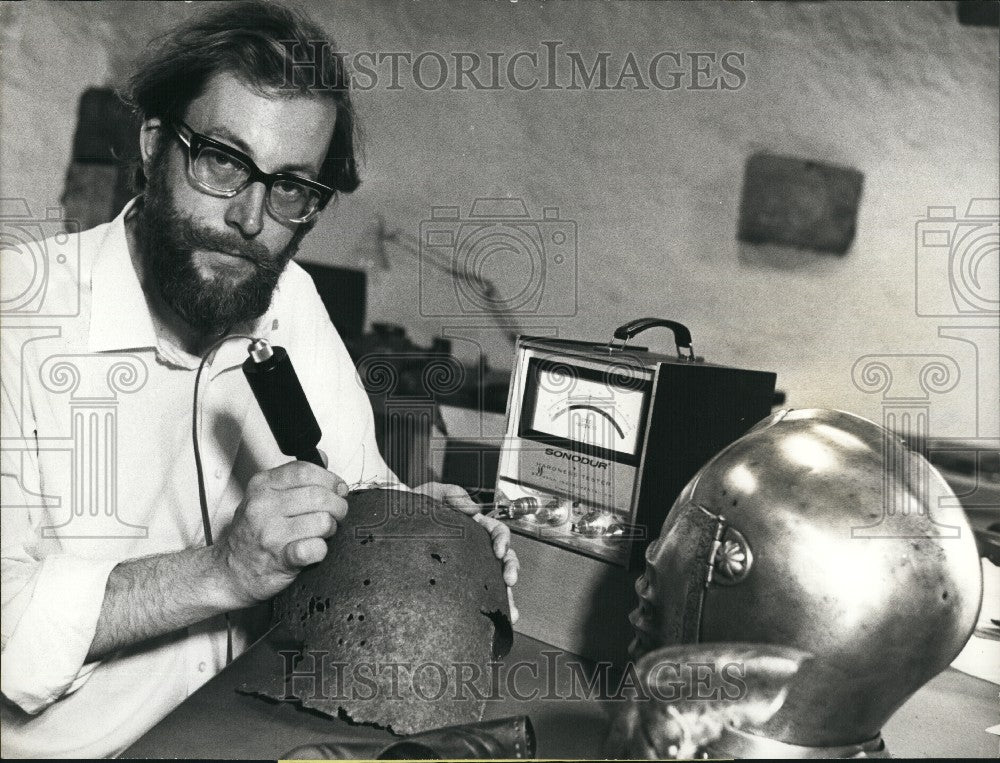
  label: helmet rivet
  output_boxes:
[713,529,752,585]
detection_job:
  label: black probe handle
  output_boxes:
[242,345,325,468]
[293,446,325,469]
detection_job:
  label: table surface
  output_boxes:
[124,628,999,759]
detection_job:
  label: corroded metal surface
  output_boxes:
[245,488,511,735]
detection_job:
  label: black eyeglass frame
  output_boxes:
[170,120,335,224]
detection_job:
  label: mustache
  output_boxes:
[174,218,283,276]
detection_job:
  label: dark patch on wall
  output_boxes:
[297,261,367,347]
[957,0,1000,27]
[60,88,140,231]
[737,152,864,256]
[71,88,137,163]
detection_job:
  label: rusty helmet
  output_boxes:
[249,489,512,735]
[629,408,982,756]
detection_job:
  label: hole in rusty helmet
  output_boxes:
[483,609,513,660]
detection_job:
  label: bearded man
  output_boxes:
[0,3,517,757]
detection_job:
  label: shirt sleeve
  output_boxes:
[0,335,117,715]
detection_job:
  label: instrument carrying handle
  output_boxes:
[611,317,695,360]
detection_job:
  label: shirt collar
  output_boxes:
[87,198,158,354]
[87,198,279,372]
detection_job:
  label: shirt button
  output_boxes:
[198,661,207,673]
[214,468,223,479]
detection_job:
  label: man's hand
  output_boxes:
[214,460,349,608]
[86,457,347,661]
[414,481,520,624]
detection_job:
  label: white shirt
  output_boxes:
[0,200,394,757]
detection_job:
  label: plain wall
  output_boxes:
[2,0,997,440]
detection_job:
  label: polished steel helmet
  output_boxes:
[629,408,982,757]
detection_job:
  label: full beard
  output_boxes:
[134,151,304,337]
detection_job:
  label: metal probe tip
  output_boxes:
[248,338,274,364]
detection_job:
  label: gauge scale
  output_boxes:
[493,319,776,568]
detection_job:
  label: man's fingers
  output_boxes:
[285,536,328,567]
[492,523,510,560]
[288,511,338,541]
[507,587,519,625]
[279,485,349,521]
[473,512,519,583]
[502,547,519,587]
[417,481,479,516]
[257,460,348,496]
[476,513,510,558]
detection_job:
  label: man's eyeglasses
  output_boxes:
[170,121,334,224]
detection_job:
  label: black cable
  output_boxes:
[192,349,217,546]
[191,333,257,664]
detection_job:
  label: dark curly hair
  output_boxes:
[121,0,360,196]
